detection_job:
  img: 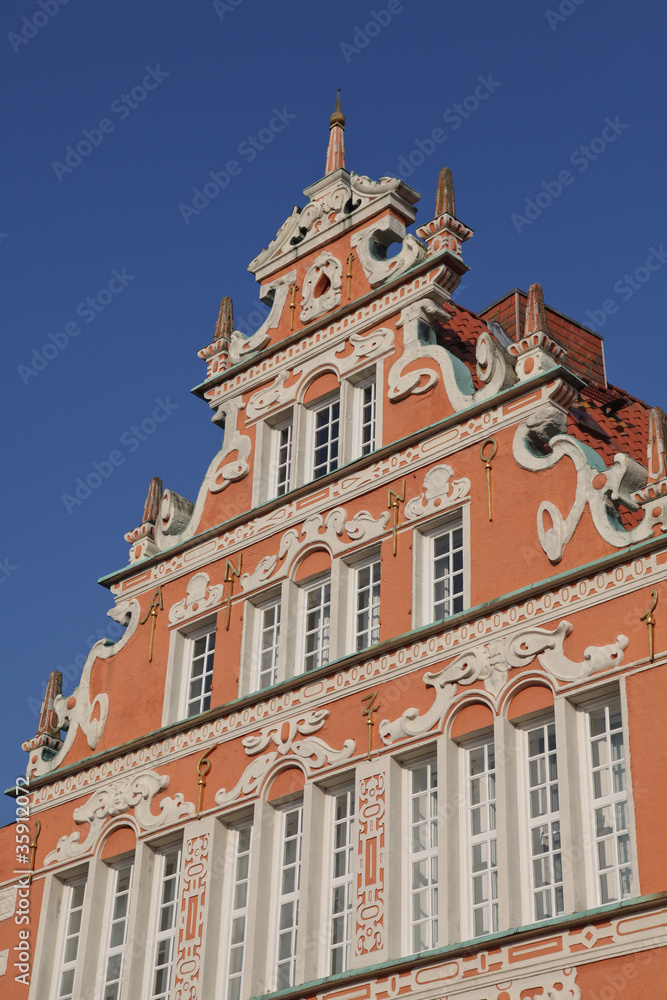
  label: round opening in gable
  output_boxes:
[314,272,331,298]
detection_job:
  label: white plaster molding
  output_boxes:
[404,464,471,520]
[379,620,628,744]
[355,768,386,957]
[0,886,16,922]
[228,269,296,364]
[456,970,580,1000]
[44,770,195,866]
[300,251,342,323]
[215,710,355,806]
[513,401,667,562]
[245,327,394,422]
[0,949,7,977]
[168,572,224,625]
[387,296,516,408]
[350,216,427,288]
[240,507,390,595]
[28,599,141,780]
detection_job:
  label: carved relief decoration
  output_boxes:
[350,216,427,288]
[28,599,141,780]
[240,507,390,594]
[380,620,628,744]
[44,770,195,865]
[228,269,297,364]
[388,296,516,408]
[215,710,355,807]
[245,327,394,422]
[448,970,580,1000]
[300,251,343,323]
[174,831,211,999]
[513,402,667,563]
[169,573,224,625]
[355,771,386,956]
[404,464,471,520]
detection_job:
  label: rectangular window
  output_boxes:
[408,759,438,953]
[354,558,381,650]
[466,739,498,938]
[275,803,303,990]
[585,699,632,905]
[327,788,355,975]
[360,379,377,456]
[149,844,182,1000]
[431,522,464,622]
[256,596,281,690]
[302,577,331,673]
[273,419,293,497]
[312,395,340,479]
[223,822,252,1000]
[101,860,134,1000]
[524,721,563,921]
[53,875,87,1000]
[185,626,215,718]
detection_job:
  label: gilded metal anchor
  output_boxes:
[362,692,379,760]
[641,589,658,662]
[196,744,218,818]
[480,438,498,521]
[139,587,163,662]
[289,282,299,331]
[346,252,356,299]
[224,555,242,630]
[387,480,405,556]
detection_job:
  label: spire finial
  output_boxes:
[325,90,346,174]
[214,296,234,343]
[525,283,548,335]
[435,167,455,218]
[329,88,345,129]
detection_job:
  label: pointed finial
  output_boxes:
[142,476,163,525]
[525,283,548,335]
[214,296,234,343]
[37,671,63,738]
[435,167,455,217]
[329,89,345,129]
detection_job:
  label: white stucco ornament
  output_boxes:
[168,572,224,625]
[228,269,296,363]
[300,251,343,323]
[380,619,628,744]
[513,401,667,562]
[404,464,471,520]
[350,216,427,288]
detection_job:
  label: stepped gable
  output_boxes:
[479,287,606,386]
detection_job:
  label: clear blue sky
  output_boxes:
[1,0,666,825]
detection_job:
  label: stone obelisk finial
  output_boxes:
[325,89,346,175]
[525,283,548,335]
[435,167,455,217]
[214,296,234,344]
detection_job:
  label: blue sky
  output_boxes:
[1,0,666,825]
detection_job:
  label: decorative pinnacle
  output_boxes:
[329,89,345,129]
[525,283,548,335]
[142,476,163,525]
[435,167,455,217]
[214,296,234,343]
[37,671,63,738]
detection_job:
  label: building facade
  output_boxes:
[2,103,667,999]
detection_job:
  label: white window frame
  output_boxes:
[578,693,635,908]
[517,717,564,924]
[252,590,282,692]
[460,733,498,940]
[270,412,294,499]
[98,857,135,1000]
[269,799,304,991]
[413,508,470,628]
[220,819,254,1000]
[321,784,355,976]
[308,391,341,481]
[51,872,88,1000]
[298,572,332,675]
[348,550,381,653]
[181,620,217,719]
[404,755,439,955]
[144,841,182,1000]
[349,369,379,459]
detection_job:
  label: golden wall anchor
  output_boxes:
[346,252,356,299]
[479,438,498,521]
[362,692,379,760]
[196,744,218,818]
[224,555,242,631]
[387,480,405,556]
[139,587,163,662]
[28,819,41,884]
[288,282,299,331]
[641,589,658,662]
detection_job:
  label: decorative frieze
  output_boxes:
[354,764,387,958]
[173,827,213,999]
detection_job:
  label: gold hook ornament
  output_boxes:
[387,480,405,556]
[640,589,658,662]
[196,743,218,818]
[28,819,41,884]
[224,556,242,631]
[139,587,163,662]
[479,438,498,521]
[362,692,379,760]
